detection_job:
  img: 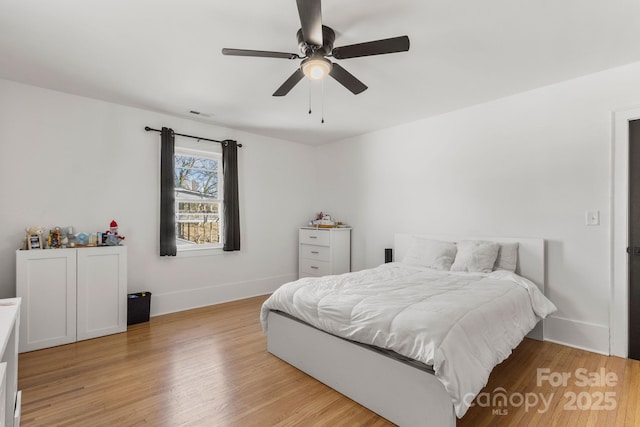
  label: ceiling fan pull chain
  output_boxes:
[308,80,312,115]
[321,80,325,124]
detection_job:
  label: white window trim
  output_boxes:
[176,246,225,257]
[175,146,224,253]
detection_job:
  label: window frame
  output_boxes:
[174,146,224,253]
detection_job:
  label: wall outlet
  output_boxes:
[585,210,600,226]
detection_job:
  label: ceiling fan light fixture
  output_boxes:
[301,56,332,80]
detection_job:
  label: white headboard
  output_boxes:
[394,234,546,340]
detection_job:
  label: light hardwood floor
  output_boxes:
[18,295,640,426]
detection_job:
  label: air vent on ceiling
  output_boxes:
[189,110,212,118]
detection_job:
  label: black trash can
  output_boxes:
[127,292,152,325]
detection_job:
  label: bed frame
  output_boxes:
[267,234,545,426]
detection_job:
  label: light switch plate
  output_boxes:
[585,210,600,226]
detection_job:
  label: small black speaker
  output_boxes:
[384,248,393,263]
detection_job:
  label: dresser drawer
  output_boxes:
[300,258,330,276]
[299,229,330,246]
[299,244,330,261]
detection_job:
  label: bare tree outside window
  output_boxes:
[174,150,223,248]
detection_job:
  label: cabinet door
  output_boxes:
[16,250,77,352]
[76,246,127,341]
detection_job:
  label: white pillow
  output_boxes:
[494,242,519,272]
[402,238,457,271]
[450,240,500,273]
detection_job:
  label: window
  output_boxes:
[174,147,223,250]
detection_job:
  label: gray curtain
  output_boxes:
[160,127,177,256]
[222,140,240,251]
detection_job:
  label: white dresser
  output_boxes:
[0,298,21,427]
[299,227,351,278]
[16,246,127,353]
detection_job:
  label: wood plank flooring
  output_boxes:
[18,295,640,426]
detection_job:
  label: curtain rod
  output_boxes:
[144,126,242,147]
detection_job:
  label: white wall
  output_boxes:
[5,59,640,354]
[0,79,317,315]
[315,61,640,355]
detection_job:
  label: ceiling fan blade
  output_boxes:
[332,35,410,59]
[273,69,305,96]
[222,48,299,60]
[329,63,367,95]
[296,0,323,47]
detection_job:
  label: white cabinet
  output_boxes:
[16,246,127,353]
[299,227,351,278]
[0,298,21,427]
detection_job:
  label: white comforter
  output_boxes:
[260,262,556,418]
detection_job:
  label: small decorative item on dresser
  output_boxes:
[25,226,45,250]
[27,234,42,250]
[66,226,77,247]
[104,220,125,246]
[76,232,89,246]
[48,227,62,249]
[311,212,337,228]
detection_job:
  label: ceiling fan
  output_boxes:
[221,0,410,97]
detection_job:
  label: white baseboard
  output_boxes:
[544,315,610,355]
[150,273,297,317]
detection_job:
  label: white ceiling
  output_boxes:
[1,0,640,145]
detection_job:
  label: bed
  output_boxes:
[261,234,556,426]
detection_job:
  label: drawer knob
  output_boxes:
[309,236,318,239]
[311,251,319,254]
[310,266,319,269]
